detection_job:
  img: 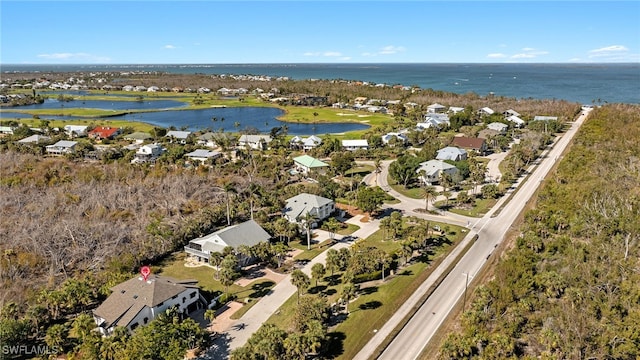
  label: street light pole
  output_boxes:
[462,272,469,312]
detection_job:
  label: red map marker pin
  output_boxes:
[140,266,151,281]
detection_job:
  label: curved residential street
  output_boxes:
[202,108,591,359]
[355,108,592,360]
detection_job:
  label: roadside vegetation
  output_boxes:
[0,70,586,359]
[437,104,640,359]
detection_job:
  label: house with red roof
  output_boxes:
[88,126,121,140]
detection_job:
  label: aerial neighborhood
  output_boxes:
[0,70,588,359]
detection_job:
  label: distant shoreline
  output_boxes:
[2,63,638,104]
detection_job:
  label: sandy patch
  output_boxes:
[336,113,355,116]
[208,301,244,333]
[357,115,372,118]
[234,265,287,287]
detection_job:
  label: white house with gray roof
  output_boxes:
[238,134,272,150]
[46,140,77,155]
[342,139,369,151]
[165,130,191,144]
[283,193,335,226]
[487,122,509,133]
[93,275,203,335]
[416,160,459,185]
[64,125,88,138]
[185,149,221,163]
[436,147,468,161]
[184,220,271,265]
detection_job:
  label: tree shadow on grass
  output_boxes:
[249,280,275,298]
[359,286,378,295]
[398,269,413,276]
[325,274,342,286]
[324,288,337,296]
[358,300,382,310]
[308,285,328,294]
[324,331,346,358]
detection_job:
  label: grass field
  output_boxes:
[263,223,466,359]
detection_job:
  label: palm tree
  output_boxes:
[290,269,310,303]
[421,185,437,211]
[311,263,325,287]
[373,158,382,185]
[298,212,317,250]
[210,252,223,280]
[204,309,216,327]
[340,282,357,314]
[222,182,236,225]
[321,217,341,242]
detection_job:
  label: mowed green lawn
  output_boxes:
[264,223,466,360]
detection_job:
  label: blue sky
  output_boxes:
[2,1,639,64]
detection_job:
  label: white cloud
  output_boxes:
[588,45,630,59]
[379,45,405,55]
[164,45,177,49]
[511,53,536,59]
[510,48,549,60]
[487,53,507,59]
[589,45,628,54]
[36,52,110,63]
[304,51,344,58]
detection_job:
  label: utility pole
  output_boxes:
[462,272,469,312]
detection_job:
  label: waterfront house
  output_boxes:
[283,193,335,226]
[64,125,88,138]
[165,131,191,144]
[238,134,272,150]
[197,132,219,148]
[45,140,77,155]
[417,160,459,185]
[93,275,204,336]
[342,139,369,151]
[302,135,322,151]
[88,126,121,140]
[0,126,15,135]
[184,220,271,266]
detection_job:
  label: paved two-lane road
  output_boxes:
[356,108,592,360]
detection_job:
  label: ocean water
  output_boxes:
[3,63,639,104]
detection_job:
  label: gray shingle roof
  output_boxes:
[189,220,271,254]
[284,193,333,220]
[93,275,198,329]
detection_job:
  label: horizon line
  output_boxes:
[2,61,639,66]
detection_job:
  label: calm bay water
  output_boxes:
[3,63,639,104]
[0,98,370,135]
